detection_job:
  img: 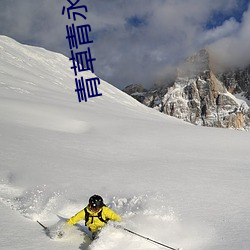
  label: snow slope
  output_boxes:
[0,35,250,250]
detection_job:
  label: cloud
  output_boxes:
[209,3,250,69]
[0,0,249,89]
[200,18,240,45]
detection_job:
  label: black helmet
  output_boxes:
[89,195,104,210]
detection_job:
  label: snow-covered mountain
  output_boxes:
[1,36,250,250]
[124,49,250,130]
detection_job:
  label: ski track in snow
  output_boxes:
[0,180,212,250]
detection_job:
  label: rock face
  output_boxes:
[123,84,147,103]
[123,49,250,130]
[218,66,250,100]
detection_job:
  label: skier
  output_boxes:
[66,194,122,239]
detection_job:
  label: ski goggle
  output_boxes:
[89,204,101,211]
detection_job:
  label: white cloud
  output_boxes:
[0,0,249,88]
[201,18,240,45]
[209,5,250,68]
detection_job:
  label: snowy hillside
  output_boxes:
[0,35,250,250]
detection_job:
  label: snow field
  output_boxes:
[1,36,250,250]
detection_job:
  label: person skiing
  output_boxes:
[66,194,121,239]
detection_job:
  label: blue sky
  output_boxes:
[0,0,249,89]
[206,0,249,29]
[126,15,148,28]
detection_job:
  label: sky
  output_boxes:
[0,0,249,89]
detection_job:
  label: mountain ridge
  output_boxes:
[123,49,250,130]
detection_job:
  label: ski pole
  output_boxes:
[37,220,48,231]
[122,227,180,250]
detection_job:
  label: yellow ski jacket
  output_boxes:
[67,206,121,233]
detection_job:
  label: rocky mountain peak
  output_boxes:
[177,49,210,78]
[123,49,250,130]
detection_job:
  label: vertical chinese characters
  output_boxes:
[62,0,102,102]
